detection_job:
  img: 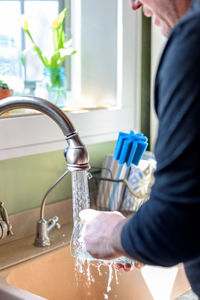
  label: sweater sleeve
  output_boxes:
[121,10,200,267]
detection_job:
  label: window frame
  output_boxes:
[0,1,142,160]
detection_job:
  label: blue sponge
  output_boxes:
[114,131,148,167]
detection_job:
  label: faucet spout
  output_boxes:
[0,96,75,136]
[0,96,90,171]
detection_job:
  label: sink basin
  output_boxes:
[0,246,190,300]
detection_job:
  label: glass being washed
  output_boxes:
[70,170,134,265]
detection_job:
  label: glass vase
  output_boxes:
[42,66,67,108]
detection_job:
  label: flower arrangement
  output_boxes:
[21,8,76,68]
[21,8,76,107]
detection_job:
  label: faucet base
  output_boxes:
[34,219,50,247]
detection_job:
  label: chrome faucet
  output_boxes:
[0,96,90,246]
[0,96,90,171]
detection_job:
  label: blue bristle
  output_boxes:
[129,130,135,138]
[132,141,148,165]
[118,131,135,165]
[135,132,143,139]
[126,141,137,168]
[114,132,129,160]
[119,138,131,164]
[114,130,148,167]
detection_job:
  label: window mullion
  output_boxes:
[59,0,65,11]
[20,0,27,80]
[66,0,71,90]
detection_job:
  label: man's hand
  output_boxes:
[79,209,127,260]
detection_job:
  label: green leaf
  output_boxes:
[57,8,67,27]
[25,29,34,44]
[55,8,68,50]
[43,56,50,67]
[61,29,65,48]
[61,29,65,46]
[32,45,48,67]
[57,26,65,50]
[53,29,57,52]
[20,52,25,66]
[20,46,34,66]
[49,51,61,67]
[56,48,77,66]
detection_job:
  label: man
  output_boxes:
[80,0,200,296]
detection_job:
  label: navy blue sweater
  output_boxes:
[121,4,200,270]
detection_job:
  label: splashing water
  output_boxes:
[70,171,90,260]
[70,170,123,297]
[107,264,113,293]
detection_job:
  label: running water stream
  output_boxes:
[70,170,130,298]
[70,170,90,260]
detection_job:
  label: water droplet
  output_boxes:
[107,264,113,293]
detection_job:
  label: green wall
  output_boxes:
[141,15,151,146]
[0,141,115,215]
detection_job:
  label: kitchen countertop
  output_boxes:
[0,198,73,271]
[0,222,73,271]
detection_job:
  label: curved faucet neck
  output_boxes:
[0,96,75,137]
[0,96,90,171]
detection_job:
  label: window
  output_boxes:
[0,0,142,159]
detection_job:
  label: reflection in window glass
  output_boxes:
[0,2,21,49]
[0,2,23,92]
